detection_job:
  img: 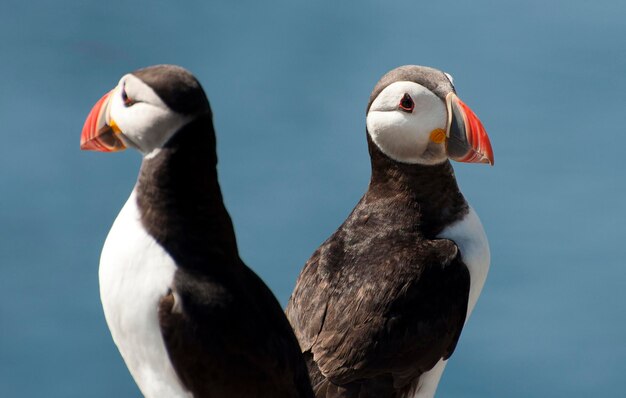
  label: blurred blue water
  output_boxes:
[1,1,625,396]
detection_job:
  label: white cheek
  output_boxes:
[367,111,430,161]
[118,103,171,144]
[366,104,447,164]
[366,81,448,165]
[109,93,192,154]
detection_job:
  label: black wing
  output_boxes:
[160,263,314,398]
[286,235,470,397]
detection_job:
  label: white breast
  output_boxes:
[438,204,490,319]
[99,190,192,398]
[405,205,491,398]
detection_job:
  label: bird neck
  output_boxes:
[136,113,241,272]
[366,135,468,236]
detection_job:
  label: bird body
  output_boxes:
[286,65,493,398]
[82,65,313,398]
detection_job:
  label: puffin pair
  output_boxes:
[81,64,493,398]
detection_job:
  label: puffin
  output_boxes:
[286,65,494,398]
[80,64,314,398]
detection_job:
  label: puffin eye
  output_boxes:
[121,84,136,107]
[399,93,414,112]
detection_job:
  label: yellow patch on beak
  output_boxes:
[429,128,446,144]
[109,118,122,134]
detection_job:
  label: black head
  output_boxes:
[367,65,455,113]
[81,64,214,155]
[365,65,493,166]
[132,64,211,117]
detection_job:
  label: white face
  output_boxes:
[366,81,448,165]
[108,74,193,155]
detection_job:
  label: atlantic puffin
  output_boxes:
[81,64,314,398]
[286,65,494,398]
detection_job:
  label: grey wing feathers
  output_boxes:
[286,237,470,396]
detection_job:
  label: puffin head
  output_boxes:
[80,64,211,155]
[366,65,494,166]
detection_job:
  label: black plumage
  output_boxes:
[130,66,314,398]
[286,67,474,398]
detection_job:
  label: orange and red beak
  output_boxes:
[445,93,494,165]
[80,90,127,152]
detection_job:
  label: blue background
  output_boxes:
[1,1,624,396]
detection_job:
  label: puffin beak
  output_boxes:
[80,90,127,152]
[445,93,494,165]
